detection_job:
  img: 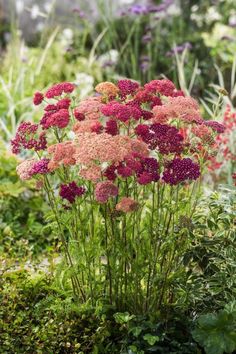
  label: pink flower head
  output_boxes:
[60,181,86,203]
[57,98,71,110]
[73,120,103,134]
[95,181,118,203]
[16,159,37,180]
[45,82,75,99]
[74,132,134,166]
[144,79,176,96]
[47,141,76,170]
[116,197,139,213]
[75,96,104,121]
[33,92,44,105]
[11,122,47,154]
[79,164,101,181]
[137,157,160,184]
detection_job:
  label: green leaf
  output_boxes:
[143,333,159,346]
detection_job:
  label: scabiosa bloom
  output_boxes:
[60,181,86,204]
[11,122,47,154]
[205,120,225,134]
[116,197,139,213]
[162,158,200,185]
[45,82,75,99]
[95,181,118,203]
[33,92,44,105]
[103,164,117,181]
[117,79,140,98]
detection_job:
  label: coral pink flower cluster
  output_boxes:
[12,78,225,210]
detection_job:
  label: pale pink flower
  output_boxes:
[73,120,102,134]
[74,132,134,166]
[95,181,118,203]
[116,197,139,213]
[47,141,76,171]
[192,125,211,138]
[16,159,37,180]
[79,164,101,182]
[74,96,104,121]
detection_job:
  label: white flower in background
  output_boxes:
[98,49,119,67]
[166,3,181,17]
[75,73,94,99]
[60,28,74,47]
[16,0,24,14]
[31,5,40,19]
[205,6,222,23]
[44,1,54,14]
[229,14,236,27]
[119,0,135,4]
[36,22,45,32]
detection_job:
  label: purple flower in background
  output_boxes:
[140,55,150,73]
[166,42,192,57]
[72,7,86,19]
[142,33,152,44]
[128,4,148,15]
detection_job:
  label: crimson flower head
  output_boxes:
[33,92,44,105]
[59,181,86,204]
[117,79,140,98]
[45,82,75,99]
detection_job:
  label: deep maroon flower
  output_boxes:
[117,79,140,98]
[59,181,86,203]
[136,123,184,154]
[204,120,225,134]
[33,92,44,105]
[117,165,133,178]
[45,82,75,99]
[162,158,200,185]
[104,165,117,181]
[74,108,85,121]
[11,122,47,154]
[105,119,118,136]
[137,157,160,184]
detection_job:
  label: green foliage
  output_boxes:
[0,144,52,257]
[192,302,236,354]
